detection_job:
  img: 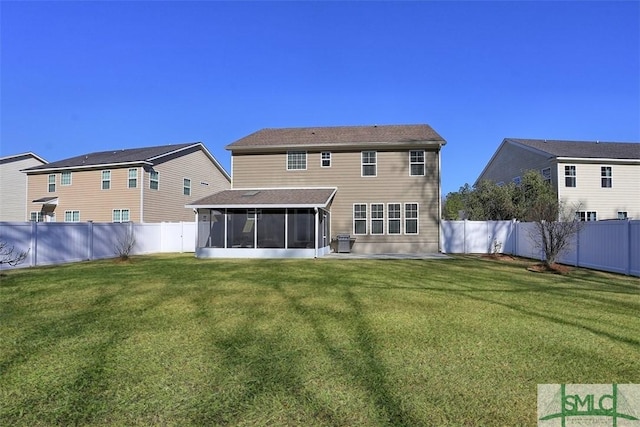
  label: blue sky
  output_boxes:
[2,1,639,195]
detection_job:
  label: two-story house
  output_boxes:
[476,138,640,220]
[0,152,48,221]
[23,142,230,223]
[187,124,447,258]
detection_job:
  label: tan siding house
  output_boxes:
[0,153,48,221]
[477,138,640,220]
[188,124,447,257]
[23,143,230,223]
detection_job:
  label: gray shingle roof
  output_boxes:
[22,142,200,171]
[187,188,337,208]
[507,138,640,160]
[226,124,446,150]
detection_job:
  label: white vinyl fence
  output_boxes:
[2,220,639,277]
[1,221,195,270]
[441,219,640,277]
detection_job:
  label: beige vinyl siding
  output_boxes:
[27,168,142,222]
[0,156,46,221]
[478,143,554,186]
[143,147,230,222]
[232,149,441,253]
[557,161,640,220]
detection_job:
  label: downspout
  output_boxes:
[438,147,443,253]
[139,167,144,223]
[314,207,319,258]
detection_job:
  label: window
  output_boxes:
[128,168,138,188]
[30,212,44,222]
[113,209,130,223]
[405,203,418,234]
[512,176,521,185]
[576,211,597,222]
[64,210,80,222]
[409,150,425,176]
[388,203,401,234]
[371,204,384,234]
[564,165,576,187]
[287,151,307,170]
[101,170,111,190]
[149,170,159,190]
[61,171,72,186]
[362,151,376,176]
[618,211,628,220]
[541,168,552,184]
[183,178,191,196]
[321,151,331,167]
[353,204,367,234]
[48,174,56,193]
[601,166,612,188]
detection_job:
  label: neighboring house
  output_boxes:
[0,152,48,221]
[22,143,230,223]
[476,138,640,220]
[187,124,447,258]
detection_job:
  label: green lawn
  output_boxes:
[1,255,638,426]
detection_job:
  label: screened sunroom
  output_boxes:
[186,188,336,258]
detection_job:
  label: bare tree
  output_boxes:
[113,225,136,261]
[528,200,582,267]
[0,241,29,266]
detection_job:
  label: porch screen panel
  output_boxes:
[288,209,315,248]
[227,209,255,248]
[198,209,225,248]
[258,210,285,248]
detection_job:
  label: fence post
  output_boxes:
[575,223,580,268]
[31,221,37,267]
[87,221,94,261]
[626,219,631,276]
[463,219,467,254]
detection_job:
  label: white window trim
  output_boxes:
[150,170,159,190]
[183,177,191,196]
[48,174,56,193]
[101,170,111,190]
[387,203,401,235]
[361,151,377,177]
[404,203,419,235]
[601,166,612,188]
[564,165,576,188]
[541,167,551,183]
[576,210,597,222]
[286,151,307,171]
[128,168,138,189]
[113,208,130,223]
[321,151,331,168]
[61,171,72,186]
[64,210,80,222]
[353,203,367,235]
[409,150,425,176]
[370,203,385,235]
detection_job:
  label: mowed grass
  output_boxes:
[1,255,638,426]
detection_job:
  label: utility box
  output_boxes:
[337,234,351,253]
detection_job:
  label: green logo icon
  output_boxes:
[538,384,639,427]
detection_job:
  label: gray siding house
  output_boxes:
[188,124,447,258]
[477,138,640,220]
[0,152,48,221]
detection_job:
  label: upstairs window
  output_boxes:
[601,166,612,188]
[564,165,576,187]
[61,171,72,186]
[512,176,521,186]
[287,151,307,170]
[150,171,159,190]
[321,151,331,167]
[101,170,111,190]
[48,174,56,193]
[362,151,376,177]
[541,168,552,184]
[371,203,384,234]
[353,204,367,235]
[409,150,425,176]
[128,168,138,188]
[183,178,191,196]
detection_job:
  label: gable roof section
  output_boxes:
[0,152,48,165]
[507,138,640,160]
[187,188,337,209]
[226,124,446,152]
[21,142,230,180]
